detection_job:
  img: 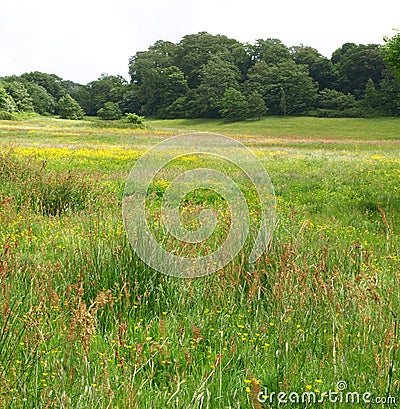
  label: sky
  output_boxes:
[1,0,399,84]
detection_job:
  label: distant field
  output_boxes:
[0,117,398,408]
[148,116,400,140]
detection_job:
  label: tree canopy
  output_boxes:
[123,32,399,119]
[383,30,400,77]
[1,32,400,120]
[58,94,84,120]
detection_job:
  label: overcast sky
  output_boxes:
[1,0,399,84]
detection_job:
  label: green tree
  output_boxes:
[331,42,357,65]
[332,43,386,98]
[119,84,142,115]
[63,80,91,115]
[86,74,128,116]
[279,87,287,116]
[291,45,338,90]
[174,32,249,88]
[128,42,188,117]
[250,38,291,64]
[245,60,317,115]
[0,84,17,112]
[318,88,356,110]
[363,78,380,109]
[58,94,84,119]
[25,82,56,114]
[128,34,249,117]
[129,40,178,82]
[190,55,241,117]
[3,81,34,112]
[379,68,400,115]
[97,102,122,120]
[160,95,190,119]
[142,66,188,117]
[383,30,400,77]
[247,91,267,119]
[20,71,66,100]
[219,88,249,120]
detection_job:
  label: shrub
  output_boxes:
[312,107,367,118]
[318,88,356,111]
[0,111,14,120]
[125,113,145,126]
[97,102,122,120]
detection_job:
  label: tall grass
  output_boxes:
[0,150,92,215]
[0,118,398,408]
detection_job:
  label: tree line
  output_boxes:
[1,31,400,120]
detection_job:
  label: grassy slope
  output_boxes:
[0,117,399,408]
[148,116,400,140]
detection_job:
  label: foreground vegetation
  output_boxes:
[0,116,399,408]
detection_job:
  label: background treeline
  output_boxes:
[1,32,400,120]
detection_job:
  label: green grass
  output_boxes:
[148,116,400,140]
[0,117,399,408]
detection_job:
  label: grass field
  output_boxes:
[0,116,399,408]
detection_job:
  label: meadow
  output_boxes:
[0,116,399,408]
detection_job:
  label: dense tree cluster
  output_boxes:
[127,34,400,118]
[0,72,84,119]
[1,32,400,120]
